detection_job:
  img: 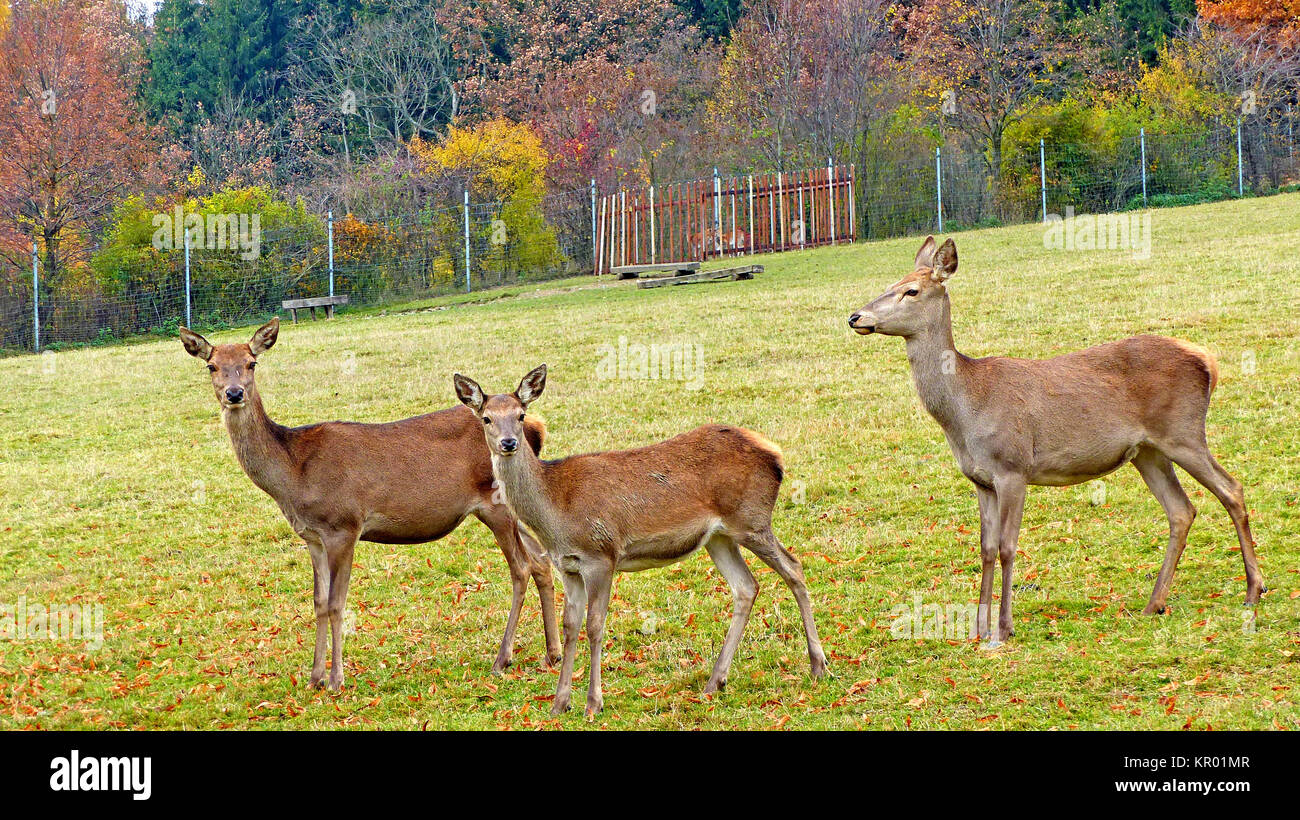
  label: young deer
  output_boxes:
[453,366,828,716]
[179,319,560,690]
[848,237,1264,645]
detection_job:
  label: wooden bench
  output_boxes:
[637,265,762,289]
[611,262,701,280]
[282,295,349,322]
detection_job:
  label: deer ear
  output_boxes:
[249,318,279,355]
[931,239,957,282]
[515,364,547,406]
[179,326,213,361]
[453,374,485,414]
[914,235,937,270]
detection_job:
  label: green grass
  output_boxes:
[2,195,1298,730]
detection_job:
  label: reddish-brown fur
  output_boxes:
[180,319,559,690]
[454,366,827,716]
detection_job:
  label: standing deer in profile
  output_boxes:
[453,365,827,716]
[179,318,560,690]
[848,236,1264,645]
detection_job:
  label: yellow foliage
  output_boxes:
[1137,43,1235,125]
[411,118,549,202]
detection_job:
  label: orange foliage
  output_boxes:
[332,214,395,263]
[1197,0,1300,39]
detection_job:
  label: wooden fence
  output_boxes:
[594,164,855,273]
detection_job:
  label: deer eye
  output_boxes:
[517,413,525,421]
[905,288,919,297]
[482,417,490,425]
[207,365,217,373]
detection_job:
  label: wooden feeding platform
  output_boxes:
[611,261,700,280]
[637,265,762,289]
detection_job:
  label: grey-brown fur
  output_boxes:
[849,236,1264,644]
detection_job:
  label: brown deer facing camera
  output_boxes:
[454,365,828,716]
[180,318,560,690]
[848,236,1264,645]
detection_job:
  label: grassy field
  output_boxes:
[2,195,1298,730]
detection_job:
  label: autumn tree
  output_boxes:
[1198,0,1300,42]
[711,0,902,172]
[288,0,459,164]
[0,0,156,286]
[905,0,1070,195]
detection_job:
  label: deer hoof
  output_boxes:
[810,655,830,679]
[308,674,326,689]
[491,658,511,675]
[585,699,603,718]
[551,698,571,716]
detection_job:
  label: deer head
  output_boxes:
[454,365,547,457]
[849,236,957,337]
[179,318,279,410]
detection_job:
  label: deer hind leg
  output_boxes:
[1133,446,1196,615]
[1163,441,1264,605]
[740,528,828,679]
[991,476,1026,647]
[552,568,586,716]
[324,530,358,691]
[307,539,331,689]
[477,508,538,673]
[702,534,758,694]
[581,562,614,717]
[976,486,999,641]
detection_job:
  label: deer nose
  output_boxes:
[849,312,876,334]
[225,386,245,404]
[499,437,518,453]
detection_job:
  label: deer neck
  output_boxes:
[903,295,969,432]
[222,391,295,501]
[491,445,561,547]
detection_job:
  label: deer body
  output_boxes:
[180,319,560,690]
[455,367,828,716]
[850,237,1264,644]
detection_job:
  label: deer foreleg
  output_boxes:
[552,568,586,716]
[992,477,1026,646]
[325,531,358,691]
[307,541,331,688]
[975,486,999,641]
[582,563,614,717]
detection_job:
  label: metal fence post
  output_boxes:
[462,191,471,293]
[649,185,656,263]
[589,179,597,266]
[712,168,721,255]
[327,210,335,298]
[184,228,192,328]
[1039,138,1048,224]
[1237,119,1244,196]
[827,158,836,245]
[31,241,39,352]
[747,174,754,255]
[935,147,943,233]
[1140,128,1148,208]
[777,171,785,249]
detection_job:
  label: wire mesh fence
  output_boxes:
[1,118,1296,354]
